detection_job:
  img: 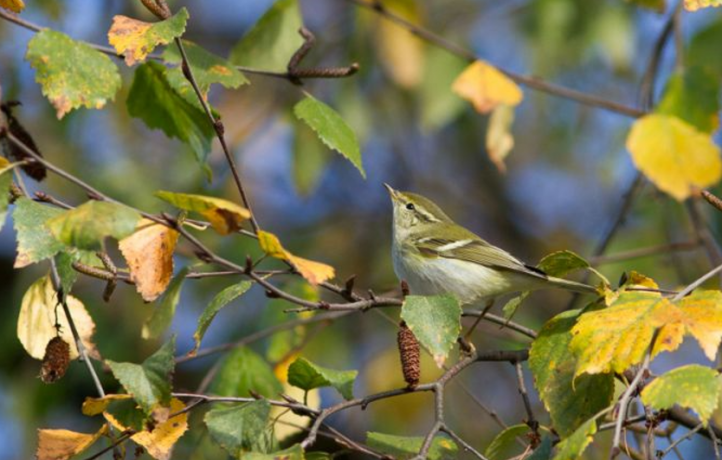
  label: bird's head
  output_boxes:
[384,184,453,238]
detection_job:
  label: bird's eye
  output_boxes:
[406,203,415,211]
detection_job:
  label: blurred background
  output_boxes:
[1,0,722,458]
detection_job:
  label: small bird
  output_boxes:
[386,184,596,304]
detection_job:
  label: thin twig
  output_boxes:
[662,424,704,458]
[590,241,699,265]
[514,361,537,433]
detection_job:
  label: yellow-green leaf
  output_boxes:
[552,416,598,460]
[155,191,251,235]
[258,230,335,285]
[47,201,142,251]
[685,0,722,11]
[108,8,189,66]
[626,114,722,201]
[452,60,523,114]
[12,198,66,268]
[641,364,721,424]
[401,294,461,367]
[191,281,253,355]
[26,30,121,119]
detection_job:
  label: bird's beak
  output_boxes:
[384,183,398,200]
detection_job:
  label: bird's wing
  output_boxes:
[415,228,547,280]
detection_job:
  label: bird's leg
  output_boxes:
[463,298,494,341]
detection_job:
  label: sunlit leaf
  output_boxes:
[26,30,121,118]
[626,114,722,201]
[502,291,529,320]
[400,295,461,367]
[641,364,721,424]
[258,230,335,285]
[530,309,613,437]
[119,219,179,302]
[571,290,722,376]
[37,426,107,460]
[452,60,523,114]
[287,356,357,400]
[191,281,253,355]
[205,400,272,457]
[127,61,214,168]
[537,250,590,277]
[155,190,251,235]
[0,0,24,13]
[485,104,515,173]
[212,347,283,398]
[294,94,365,178]
[104,397,188,460]
[81,394,133,416]
[374,0,424,88]
[657,67,720,133]
[366,432,458,460]
[142,268,188,339]
[47,200,141,251]
[684,0,722,11]
[552,416,597,460]
[17,275,97,360]
[106,338,175,417]
[108,8,189,66]
[163,40,249,96]
[229,0,304,72]
[13,197,66,268]
[484,424,529,460]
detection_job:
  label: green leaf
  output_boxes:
[641,364,721,424]
[191,281,253,354]
[12,197,66,268]
[484,424,529,460]
[401,295,461,366]
[47,201,141,251]
[293,94,365,178]
[108,8,189,66]
[292,117,332,196]
[0,158,13,233]
[657,66,720,133]
[163,40,249,95]
[229,0,304,72]
[502,291,529,320]
[420,46,467,132]
[204,400,272,457]
[244,444,305,460]
[530,308,614,437]
[127,61,215,168]
[106,338,175,416]
[537,250,589,277]
[212,347,283,398]
[287,357,357,400]
[528,436,553,460]
[552,416,597,460]
[26,29,120,118]
[366,432,458,460]
[689,19,722,77]
[142,268,189,340]
[305,452,332,460]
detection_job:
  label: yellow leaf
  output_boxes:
[104,398,188,460]
[485,104,515,172]
[17,275,97,360]
[107,9,188,67]
[82,394,133,416]
[258,230,335,285]
[452,60,523,114]
[374,0,424,88]
[572,289,722,376]
[37,426,107,460]
[626,114,722,201]
[155,191,251,235]
[0,0,24,13]
[119,219,179,302]
[684,0,722,10]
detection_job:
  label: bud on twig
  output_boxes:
[40,336,71,383]
[398,322,420,388]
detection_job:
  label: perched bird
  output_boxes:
[386,184,596,304]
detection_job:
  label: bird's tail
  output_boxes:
[546,276,598,295]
